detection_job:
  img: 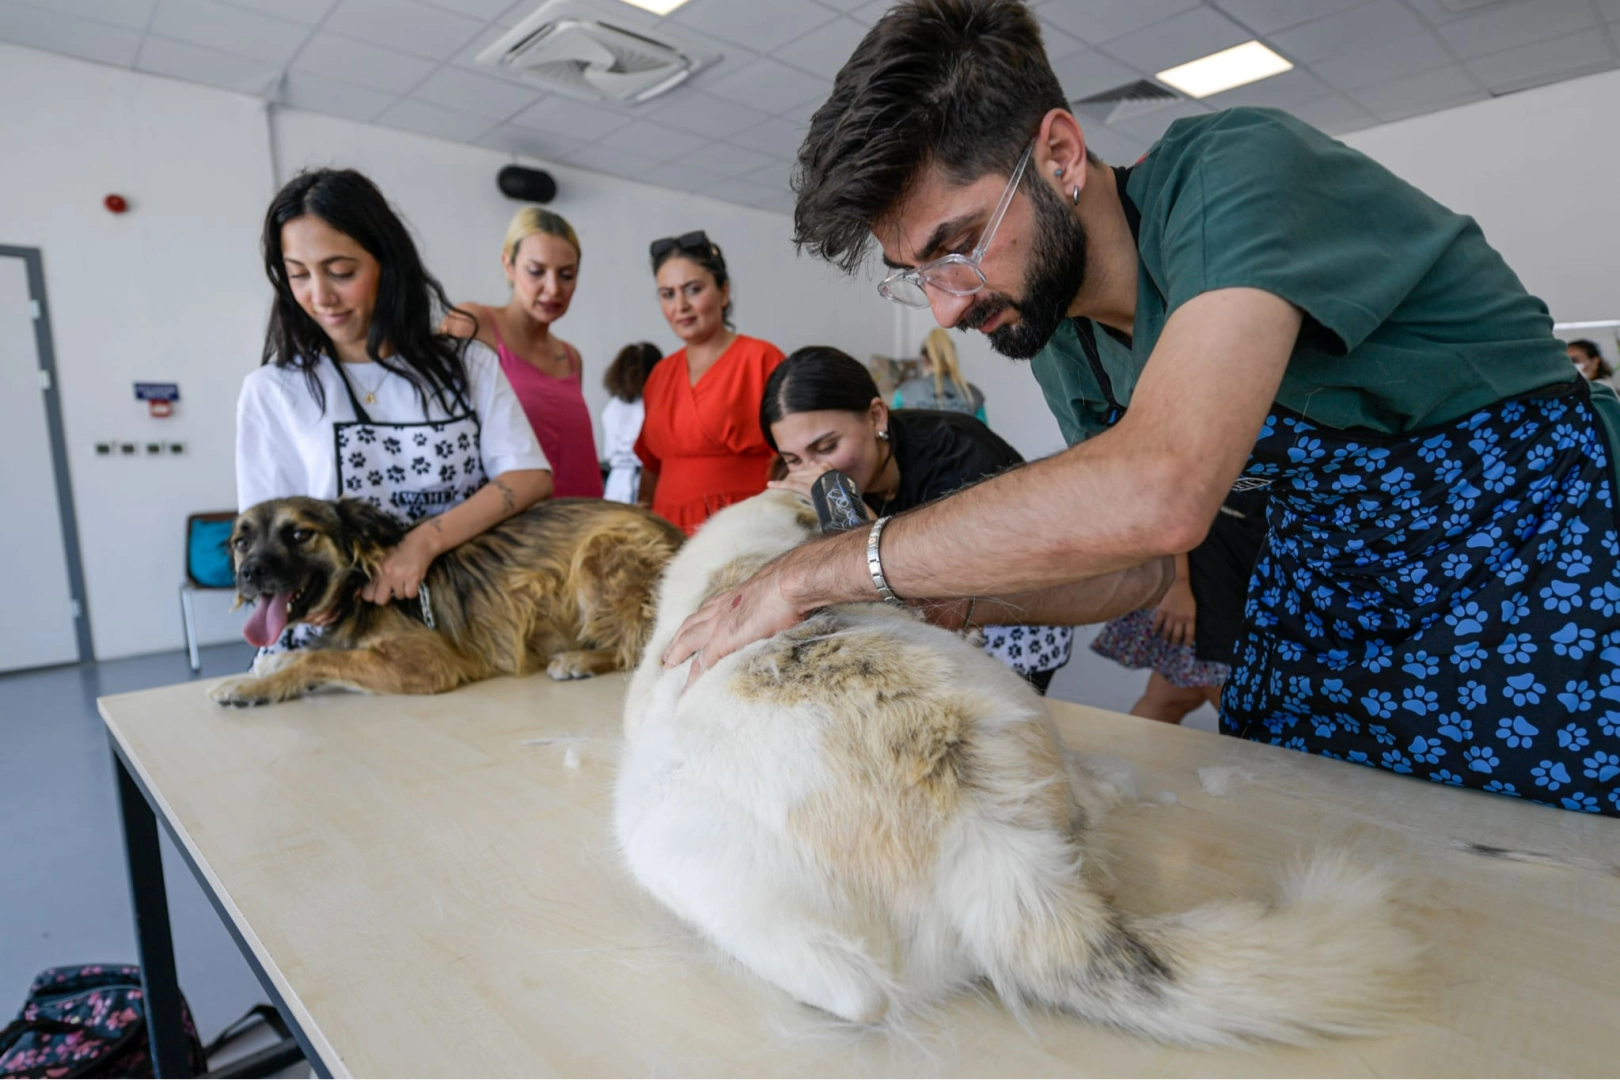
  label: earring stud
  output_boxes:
[1054,166,1063,178]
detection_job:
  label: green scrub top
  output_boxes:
[1031,107,1620,468]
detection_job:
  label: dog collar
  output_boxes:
[418,583,437,631]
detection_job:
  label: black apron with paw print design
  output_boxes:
[330,358,487,525]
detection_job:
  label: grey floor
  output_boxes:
[0,627,1211,1057]
[0,640,272,1055]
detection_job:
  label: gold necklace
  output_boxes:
[347,362,390,405]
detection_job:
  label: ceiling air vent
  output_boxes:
[477,0,719,105]
[1072,79,1181,126]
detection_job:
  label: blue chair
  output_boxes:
[182,511,237,672]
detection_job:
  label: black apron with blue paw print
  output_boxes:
[330,358,486,525]
[1224,380,1620,816]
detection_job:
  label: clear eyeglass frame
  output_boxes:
[876,140,1036,309]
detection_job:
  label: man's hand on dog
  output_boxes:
[361,533,435,604]
[663,561,804,687]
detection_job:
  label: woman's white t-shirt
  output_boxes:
[235,342,549,511]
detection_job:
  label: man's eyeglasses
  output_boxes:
[877,141,1034,309]
[650,230,714,263]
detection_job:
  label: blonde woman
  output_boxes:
[893,327,986,422]
[444,207,602,497]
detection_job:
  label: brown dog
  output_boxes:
[210,496,683,706]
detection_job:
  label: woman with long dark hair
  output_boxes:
[760,346,1072,694]
[236,168,551,648]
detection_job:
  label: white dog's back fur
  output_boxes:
[615,491,1419,1045]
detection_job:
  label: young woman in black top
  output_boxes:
[761,346,1072,692]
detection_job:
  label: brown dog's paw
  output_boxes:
[546,650,615,681]
[209,677,276,707]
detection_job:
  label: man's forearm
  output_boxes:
[968,557,1173,626]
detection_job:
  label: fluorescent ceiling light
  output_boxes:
[618,0,691,13]
[1156,41,1292,99]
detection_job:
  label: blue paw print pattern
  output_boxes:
[1221,387,1620,817]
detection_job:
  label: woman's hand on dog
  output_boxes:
[361,532,436,605]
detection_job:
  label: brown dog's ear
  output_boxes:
[332,499,406,578]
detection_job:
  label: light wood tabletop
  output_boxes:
[101,672,1620,1078]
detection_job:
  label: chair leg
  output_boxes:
[181,585,201,673]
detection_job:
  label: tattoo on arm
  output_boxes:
[494,477,517,514]
[429,516,444,533]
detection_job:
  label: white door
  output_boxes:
[0,254,79,672]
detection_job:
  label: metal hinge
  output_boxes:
[38,369,51,391]
[29,299,41,319]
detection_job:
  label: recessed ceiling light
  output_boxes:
[1155,41,1292,99]
[618,0,692,14]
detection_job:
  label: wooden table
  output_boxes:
[101,672,1620,1077]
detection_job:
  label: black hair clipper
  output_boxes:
[811,470,872,534]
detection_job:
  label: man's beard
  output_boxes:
[958,176,1089,360]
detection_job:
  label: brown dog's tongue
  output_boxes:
[243,591,294,648]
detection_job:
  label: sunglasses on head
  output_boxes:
[650,230,713,262]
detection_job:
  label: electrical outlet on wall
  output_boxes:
[144,442,163,456]
[118,442,137,456]
[94,442,112,456]
[166,441,185,455]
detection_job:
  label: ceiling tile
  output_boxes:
[1200,66,1332,110]
[1464,29,1614,93]
[846,0,896,26]
[561,142,661,179]
[705,175,777,204]
[472,122,586,161]
[1036,0,1199,45]
[771,15,868,79]
[0,1,143,65]
[702,56,831,115]
[495,0,532,27]
[1098,5,1253,74]
[646,159,729,193]
[510,94,635,140]
[1602,0,1620,21]
[150,0,311,65]
[292,31,437,94]
[698,140,776,175]
[1106,98,1212,142]
[1286,92,1377,135]
[643,90,772,138]
[744,157,793,193]
[1050,47,1144,102]
[218,0,335,23]
[411,65,539,118]
[136,34,281,93]
[279,69,397,120]
[1347,63,1483,120]
[1434,0,1596,61]
[1215,0,1371,36]
[730,116,806,159]
[597,119,710,160]
[322,0,484,61]
[779,90,832,123]
[1268,0,1425,64]
[10,0,155,31]
[1033,11,1086,60]
[377,97,495,142]
[749,191,796,215]
[813,0,871,12]
[665,0,836,54]
[419,0,514,19]
[1311,31,1452,92]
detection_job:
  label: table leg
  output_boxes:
[113,742,195,1078]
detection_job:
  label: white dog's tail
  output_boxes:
[954,849,1420,1046]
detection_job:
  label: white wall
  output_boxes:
[1,42,893,662]
[1343,67,1620,340]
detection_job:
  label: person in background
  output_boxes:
[1569,338,1619,390]
[893,327,986,421]
[762,346,1072,694]
[635,231,785,535]
[443,207,602,498]
[600,342,662,505]
[237,168,551,649]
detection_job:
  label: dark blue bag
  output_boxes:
[0,965,205,1078]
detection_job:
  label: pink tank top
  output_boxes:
[492,324,604,498]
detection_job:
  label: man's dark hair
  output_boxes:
[793,0,1067,274]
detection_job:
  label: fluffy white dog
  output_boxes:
[616,491,1418,1045]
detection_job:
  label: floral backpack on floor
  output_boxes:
[0,965,205,1079]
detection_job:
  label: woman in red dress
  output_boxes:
[635,232,784,535]
[444,207,603,498]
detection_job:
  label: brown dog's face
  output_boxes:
[229,497,395,647]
